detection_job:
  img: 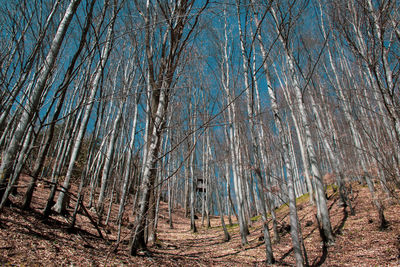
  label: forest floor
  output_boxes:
[0,176,400,266]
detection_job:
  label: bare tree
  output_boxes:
[129,0,208,255]
[0,0,82,203]
[53,0,120,214]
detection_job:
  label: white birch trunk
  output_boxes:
[189,98,197,232]
[270,6,335,245]
[117,89,140,242]
[237,10,275,255]
[54,1,118,213]
[221,6,248,244]
[97,102,123,216]
[0,0,82,200]
[129,83,168,255]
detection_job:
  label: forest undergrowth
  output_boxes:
[0,175,399,266]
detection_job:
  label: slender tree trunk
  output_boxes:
[0,0,62,130]
[324,13,388,228]
[43,105,82,217]
[269,6,335,245]
[97,101,123,217]
[236,2,274,260]
[221,6,248,244]
[0,126,34,209]
[22,0,94,209]
[205,130,212,229]
[0,0,82,201]
[129,85,168,255]
[309,87,353,214]
[189,102,197,233]
[184,152,190,217]
[116,88,140,242]
[54,0,118,214]
[168,175,174,229]
[215,172,230,242]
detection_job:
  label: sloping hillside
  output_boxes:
[0,177,399,266]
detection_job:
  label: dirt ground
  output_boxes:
[0,176,399,266]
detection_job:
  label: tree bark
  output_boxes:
[54,0,118,214]
[0,0,82,201]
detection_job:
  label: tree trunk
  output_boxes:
[53,0,118,214]
[129,85,168,255]
[97,101,123,217]
[269,6,335,245]
[0,0,82,201]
